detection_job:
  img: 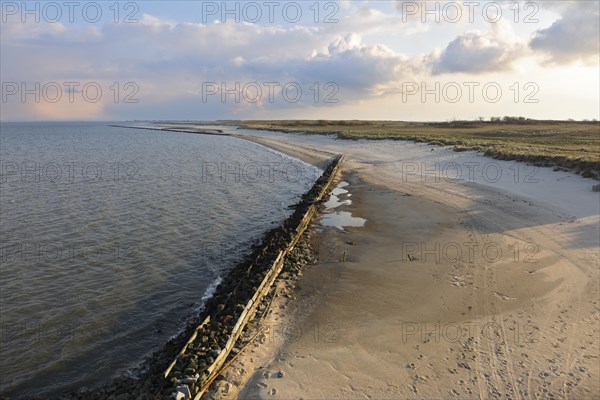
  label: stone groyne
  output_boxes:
[163,154,343,399]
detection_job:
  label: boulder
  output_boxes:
[175,384,192,398]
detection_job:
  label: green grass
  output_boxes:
[220,120,600,180]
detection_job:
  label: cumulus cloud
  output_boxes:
[1,13,427,119]
[213,33,427,107]
[2,2,597,120]
[530,2,600,64]
[430,22,528,74]
[308,34,426,95]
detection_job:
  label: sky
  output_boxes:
[1,0,599,121]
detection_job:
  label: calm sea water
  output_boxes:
[0,122,318,398]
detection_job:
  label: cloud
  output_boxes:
[1,10,430,119]
[2,3,597,120]
[236,33,428,103]
[430,22,528,74]
[530,2,600,65]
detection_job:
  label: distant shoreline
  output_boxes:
[107,124,227,136]
[227,119,600,181]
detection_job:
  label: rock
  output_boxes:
[173,392,185,400]
[176,384,192,398]
[180,376,197,385]
[592,184,600,192]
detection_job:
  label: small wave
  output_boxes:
[198,276,222,310]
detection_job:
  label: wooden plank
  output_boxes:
[196,254,285,397]
[163,315,210,378]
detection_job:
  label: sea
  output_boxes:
[0,121,319,398]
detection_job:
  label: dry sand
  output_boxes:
[215,135,599,399]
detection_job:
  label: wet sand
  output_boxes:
[223,135,600,399]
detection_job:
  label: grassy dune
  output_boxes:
[226,120,600,179]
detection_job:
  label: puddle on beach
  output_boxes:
[320,181,366,230]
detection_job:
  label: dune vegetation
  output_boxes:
[223,119,600,180]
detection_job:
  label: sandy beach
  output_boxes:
[6,1,599,397]
[211,133,600,400]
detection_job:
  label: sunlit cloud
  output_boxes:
[1,1,598,121]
